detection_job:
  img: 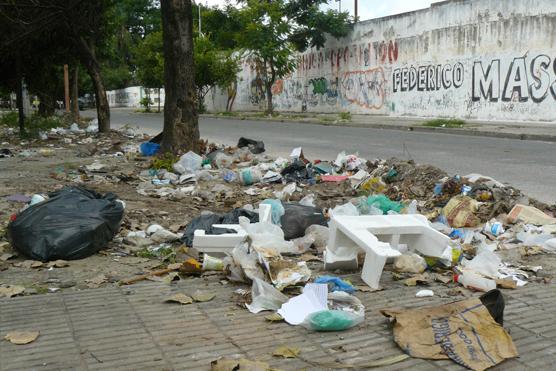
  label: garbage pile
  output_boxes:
[3,127,556,370]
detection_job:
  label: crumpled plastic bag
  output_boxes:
[260,199,285,225]
[302,291,364,331]
[173,151,202,174]
[304,225,329,251]
[393,253,427,274]
[181,208,258,246]
[224,242,266,283]
[245,277,288,313]
[330,202,359,216]
[240,220,295,254]
[8,187,124,261]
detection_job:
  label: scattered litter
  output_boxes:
[415,289,434,297]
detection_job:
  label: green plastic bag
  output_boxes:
[366,195,403,214]
[306,310,355,331]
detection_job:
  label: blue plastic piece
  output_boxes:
[260,199,285,225]
[314,276,355,294]
[140,142,160,156]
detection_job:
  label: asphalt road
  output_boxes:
[85,109,556,203]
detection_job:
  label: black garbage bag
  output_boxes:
[181,208,259,246]
[281,203,327,240]
[237,137,265,154]
[479,289,505,326]
[7,187,124,261]
[281,159,314,183]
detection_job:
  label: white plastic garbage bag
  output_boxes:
[245,278,289,314]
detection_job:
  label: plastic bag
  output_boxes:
[330,202,359,216]
[299,194,316,207]
[237,137,265,154]
[245,277,288,313]
[304,225,329,251]
[225,242,266,282]
[7,187,124,261]
[139,142,160,156]
[443,196,480,228]
[213,152,234,169]
[314,276,355,293]
[393,253,427,273]
[261,199,285,225]
[173,151,202,174]
[302,291,364,331]
[181,208,258,246]
[365,195,403,214]
[281,203,327,240]
[241,221,295,253]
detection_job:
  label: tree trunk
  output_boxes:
[37,92,56,117]
[160,0,199,154]
[158,88,161,112]
[71,65,80,120]
[265,81,273,115]
[76,36,110,132]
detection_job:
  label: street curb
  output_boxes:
[201,113,556,143]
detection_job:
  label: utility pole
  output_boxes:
[336,0,341,13]
[198,2,202,35]
[63,64,70,113]
[355,0,358,21]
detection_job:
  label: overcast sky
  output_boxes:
[199,0,441,21]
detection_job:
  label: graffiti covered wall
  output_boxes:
[207,0,556,122]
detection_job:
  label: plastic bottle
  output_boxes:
[454,271,496,292]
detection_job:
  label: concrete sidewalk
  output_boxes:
[202,111,556,142]
[2,271,555,370]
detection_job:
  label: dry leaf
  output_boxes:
[434,274,452,284]
[85,275,108,288]
[355,285,383,292]
[273,345,300,359]
[0,253,14,261]
[193,291,216,302]
[404,273,431,286]
[166,293,193,305]
[265,313,284,322]
[4,331,39,345]
[496,279,517,289]
[160,271,180,284]
[16,260,43,269]
[0,285,25,298]
[47,260,69,268]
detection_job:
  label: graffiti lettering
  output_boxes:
[473,55,556,103]
[341,68,385,109]
[393,63,464,92]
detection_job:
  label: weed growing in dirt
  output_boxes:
[423,118,466,128]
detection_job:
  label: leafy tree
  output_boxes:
[134,31,164,111]
[235,0,350,114]
[194,36,240,112]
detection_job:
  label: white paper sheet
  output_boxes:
[277,283,328,325]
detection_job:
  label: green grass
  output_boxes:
[0,111,65,138]
[423,118,466,128]
[339,111,352,121]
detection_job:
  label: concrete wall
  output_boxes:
[207,0,556,122]
[107,86,165,108]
